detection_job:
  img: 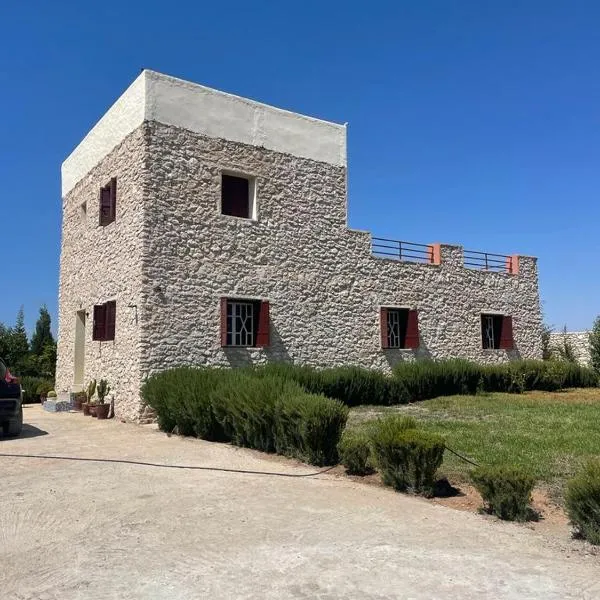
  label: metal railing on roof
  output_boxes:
[371,238,433,264]
[464,249,512,273]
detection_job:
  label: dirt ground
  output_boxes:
[1,406,599,600]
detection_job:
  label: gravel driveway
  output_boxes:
[1,405,599,600]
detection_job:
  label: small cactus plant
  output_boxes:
[86,379,97,403]
[97,379,111,405]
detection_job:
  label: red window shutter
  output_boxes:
[256,301,270,347]
[105,301,116,341]
[93,304,107,341]
[109,178,117,221]
[220,298,228,347]
[499,316,514,349]
[380,307,389,349]
[405,310,420,349]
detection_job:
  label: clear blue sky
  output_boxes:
[2,0,599,334]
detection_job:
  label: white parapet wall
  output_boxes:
[62,70,347,197]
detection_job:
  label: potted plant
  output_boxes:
[95,379,111,419]
[82,379,96,416]
[36,381,54,404]
[73,391,86,411]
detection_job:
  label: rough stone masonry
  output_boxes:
[57,70,543,421]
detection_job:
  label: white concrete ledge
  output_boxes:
[62,70,347,196]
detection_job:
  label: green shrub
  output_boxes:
[35,379,54,399]
[470,465,536,521]
[589,316,600,375]
[142,367,347,466]
[142,367,225,439]
[47,390,57,398]
[275,392,348,465]
[370,417,444,495]
[337,429,373,475]
[317,366,394,406]
[395,359,597,399]
[253,363,402,406]
[212,372,301,452]
[20,376,54,403]
[256,359,597,409]
[565,459,600,545]
[393,359,482,401]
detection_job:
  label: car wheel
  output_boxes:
[3,407,23,437]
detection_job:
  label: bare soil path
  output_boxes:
[1,405,599,600]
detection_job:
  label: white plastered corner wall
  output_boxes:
[61,70,347,197]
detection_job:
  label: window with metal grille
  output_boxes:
[221,173,255,219]
[227,301,256,346]
[220,298,270,347]
[380,308,419,349]
[481,314,513,350]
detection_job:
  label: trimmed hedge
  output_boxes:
[253,363,394,406]
[470,465,536,521]
[140,367,225,439]
[255,359,597,408]
[566,459,600,545]
[338,429,373,475]
[370,416,444,495]
[276,392,348,465]
[393,360,482,400]
[141,367,348,466]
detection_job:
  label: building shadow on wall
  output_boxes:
[222,324,292,368]
[382,344,433,371]
[382,343,523,370]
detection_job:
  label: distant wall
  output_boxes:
[548,331,591,365]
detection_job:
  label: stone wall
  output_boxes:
[548,331,591,365]
[139,121,542,382]
[56,127,147,422]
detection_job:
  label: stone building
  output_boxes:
[549,331,591,365]
[56,70,543,421]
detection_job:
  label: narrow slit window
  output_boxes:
[99,178,117,226]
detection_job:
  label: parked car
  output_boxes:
[0,357,23,436]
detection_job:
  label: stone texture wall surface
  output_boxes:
[58,120,543,422]
[56,128,147,422]
[139,121,542,380]
[548,331,591,365]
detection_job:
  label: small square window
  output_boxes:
[221,173,255,219]
[220,297,270,347]
[381,308,420,349]
[481,314,513,350]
